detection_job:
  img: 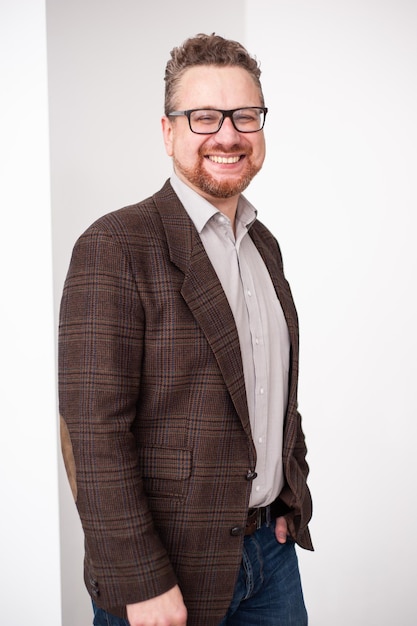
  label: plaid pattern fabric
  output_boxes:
[59,180,312,625]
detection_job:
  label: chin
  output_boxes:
[202,178,251,198]
[174,156,262,199]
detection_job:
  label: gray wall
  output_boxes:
[47,2,246,624]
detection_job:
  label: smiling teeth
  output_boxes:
[209,155,240,164]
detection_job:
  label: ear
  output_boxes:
[161,115,174,157]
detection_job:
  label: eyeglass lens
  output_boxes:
[189,108,265,134]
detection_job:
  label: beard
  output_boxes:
[173,143,262,199]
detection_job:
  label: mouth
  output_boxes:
[206,155,243,164]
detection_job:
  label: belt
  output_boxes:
[244,500,290,536]
[245,506,272,535]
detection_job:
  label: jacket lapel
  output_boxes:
[249,223,299,357]
[153,182,253,441]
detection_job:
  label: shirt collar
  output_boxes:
[170,171,257,235]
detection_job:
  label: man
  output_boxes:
[59,33,313,626]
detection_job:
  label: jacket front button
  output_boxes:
[230,526,244,537]
[246,470,258,481]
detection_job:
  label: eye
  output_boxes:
[234,111,259,124]
[192,110,220,124]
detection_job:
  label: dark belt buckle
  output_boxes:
[245,505,271,536]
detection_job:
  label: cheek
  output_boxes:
[175,137,205,163]
[255,135,266,158]
[252,138,266,168]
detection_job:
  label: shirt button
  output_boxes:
[255,486,261,492]
[259,387,264,395]
[258,437,263,444]
[255,337,259,345]
[246,469,258,481]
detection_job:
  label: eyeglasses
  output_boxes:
[167,107,268,134]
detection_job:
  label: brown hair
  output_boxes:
[164,33,264,114]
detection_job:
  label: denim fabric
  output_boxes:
[219,521,308,626]
[92,602,129,626]
[92,522,307,626]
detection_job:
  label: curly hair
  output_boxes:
[164,33,264,114]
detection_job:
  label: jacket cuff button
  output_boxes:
[230,526,244,536]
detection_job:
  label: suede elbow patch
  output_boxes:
[60,415,78,502]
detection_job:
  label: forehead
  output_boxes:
[175,65,262,109]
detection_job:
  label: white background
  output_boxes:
[247,3,417,624]
[2,1,416,624]
[0,1,61,625]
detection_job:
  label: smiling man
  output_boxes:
[162,64,266,216]
[59,34,313,626]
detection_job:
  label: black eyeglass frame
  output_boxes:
[167,107,268,134]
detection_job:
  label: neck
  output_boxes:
[207,195,239,227]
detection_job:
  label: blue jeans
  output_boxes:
[218,521,307,625]
[92,602,129,626]
[92,521,307,626]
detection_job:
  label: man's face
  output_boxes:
[162,65,266,206]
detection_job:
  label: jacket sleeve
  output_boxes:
[58,224,177,610]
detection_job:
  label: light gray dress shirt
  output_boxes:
[170,173,290,508]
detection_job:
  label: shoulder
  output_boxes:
[67,180,194,279]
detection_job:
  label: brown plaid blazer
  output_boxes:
[59,180,313,625]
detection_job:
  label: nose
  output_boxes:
[214,115,242,145]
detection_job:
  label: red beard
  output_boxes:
[173,143,261,199]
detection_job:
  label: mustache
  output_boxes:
[199,143,253,157]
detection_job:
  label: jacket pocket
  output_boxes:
[139,446,192,499]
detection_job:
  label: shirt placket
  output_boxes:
[237,247,269,499]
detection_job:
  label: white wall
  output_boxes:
[45,1,417,625]
[0,1,62,625]
[247,1,417,624]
